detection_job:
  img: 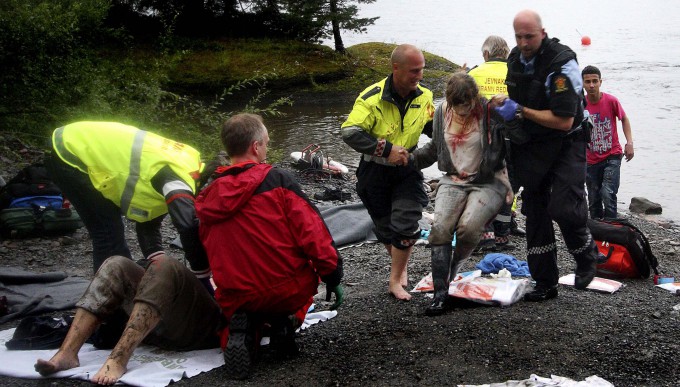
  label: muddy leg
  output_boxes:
[91,301,160,385]
[35,308,100,376]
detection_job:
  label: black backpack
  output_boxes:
[587,218,659,279]
[0,164,83,237]
[0,164,62,210]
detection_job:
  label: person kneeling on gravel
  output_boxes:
[195,113,344,380]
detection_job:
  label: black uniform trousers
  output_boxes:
[511,130,595,287]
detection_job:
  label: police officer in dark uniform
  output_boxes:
[493,9,599,301]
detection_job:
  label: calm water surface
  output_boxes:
[268,0,680,222]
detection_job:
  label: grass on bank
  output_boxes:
[2,39,459,162]
[167,40,460,96]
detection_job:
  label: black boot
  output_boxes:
[269,314,299,360]
[224,312,256,380]
[524,284,558,302]
[425,244,453,316]
[574,243,598,290]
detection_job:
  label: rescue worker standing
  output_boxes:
[341,44,434,301]
[493,10,599,301]
[45,121,210,285]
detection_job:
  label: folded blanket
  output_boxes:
[0,267,68,285]
[0,327,222,387]
[0,268,89,324]
[318,203,377,247]
[475,253,531,277]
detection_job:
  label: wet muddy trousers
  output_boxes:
[430,244,466,303]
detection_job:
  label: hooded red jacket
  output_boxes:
[195,162,342,302]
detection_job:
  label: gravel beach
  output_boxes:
[2,139,680,386]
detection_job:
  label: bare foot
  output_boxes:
[34,351,80,376]
[91,357,127,385]
[400,269,408,288]
[389,282,412,301]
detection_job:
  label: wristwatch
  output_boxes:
[515,105,524,120]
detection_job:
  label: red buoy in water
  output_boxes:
[581,36,592,45]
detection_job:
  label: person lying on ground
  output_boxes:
[34,254,221,385]
[195,113,344,380]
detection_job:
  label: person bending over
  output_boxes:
[45,122,211,288]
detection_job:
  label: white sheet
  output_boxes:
[0,310,337,386]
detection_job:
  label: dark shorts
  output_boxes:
[356,160,429,246]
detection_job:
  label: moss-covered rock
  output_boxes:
[165,39,460,100]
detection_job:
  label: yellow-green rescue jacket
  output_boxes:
[468,60,508,99]
[52,121,202,222]
[342,77,434,150]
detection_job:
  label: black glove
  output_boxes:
[325,283,344,310]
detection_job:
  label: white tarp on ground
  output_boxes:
[459,373,614,386]
[0,310,336,387]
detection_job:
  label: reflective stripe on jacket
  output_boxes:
[52,121,202,222]
[342,76,434,150]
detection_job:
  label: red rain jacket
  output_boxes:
[195,162,342,302]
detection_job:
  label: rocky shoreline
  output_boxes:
[2,138,680,386]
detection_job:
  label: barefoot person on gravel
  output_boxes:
[341,44,435,301]
[195,113,344,379]
[34,254,222,385]
[410,72,512,315]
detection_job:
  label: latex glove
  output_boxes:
[325,283,344,310]
[494,98,521,121]
[198,277,215,297]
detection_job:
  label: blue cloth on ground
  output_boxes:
[475,253,531,277]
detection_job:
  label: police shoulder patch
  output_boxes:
[553,75,569,93]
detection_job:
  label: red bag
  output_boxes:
[595,240,642,278]
[588,218,659,279]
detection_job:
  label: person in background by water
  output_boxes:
[341,44,435,301]
[44,122,211,286]
[582,65,634,220]
[468,35,525,253]
[34,254,221,385]
[196,113,343,379]
[493,9,599,301]
[411,72,511,315]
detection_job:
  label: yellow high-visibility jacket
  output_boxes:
[52,121,202,222]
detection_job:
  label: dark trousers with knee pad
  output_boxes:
[356,159,429,249]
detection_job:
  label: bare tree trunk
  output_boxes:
[329,0,345,52]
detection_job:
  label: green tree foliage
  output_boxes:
[0,0,111,133]
[107,0,377,47]
[0,0,289,154]
[304,0,379,52]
